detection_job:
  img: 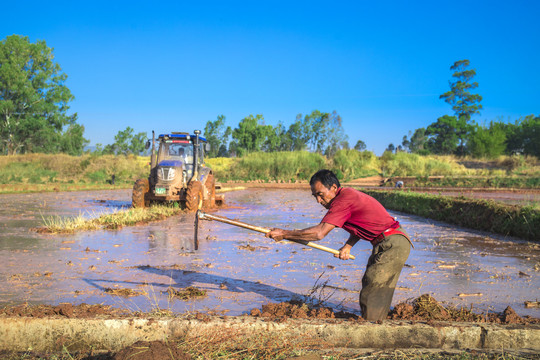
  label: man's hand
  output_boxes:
[265,228,286,242]
[335,244,353,260]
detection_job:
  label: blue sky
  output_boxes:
[2,0,539,154]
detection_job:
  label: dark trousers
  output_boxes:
[359,228,411,321]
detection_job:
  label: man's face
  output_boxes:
[311,180,338,209]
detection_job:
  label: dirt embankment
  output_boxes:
[5,295,535,325]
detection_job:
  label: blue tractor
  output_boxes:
[132,130,222,211]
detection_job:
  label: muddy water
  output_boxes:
[0,189,538,317]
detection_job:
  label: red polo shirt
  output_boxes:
[321,187,398,242]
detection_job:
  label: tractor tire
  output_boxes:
[185,180,203,212]
[132,178,150,208]
[204,173,216,209]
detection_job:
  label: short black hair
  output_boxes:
[310,169,340,189]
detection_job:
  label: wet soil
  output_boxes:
[250,300,342,319]
[0,302,123,318]
[249,295,539,325]
[0,188,539,320]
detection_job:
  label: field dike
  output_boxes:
[0,316,539,353]
[361,189,540,241]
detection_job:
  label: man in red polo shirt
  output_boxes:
[266,169,412,321]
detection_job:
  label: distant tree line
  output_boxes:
[386,59,539,158]
[93,126,148,156]
[203,110,351,158]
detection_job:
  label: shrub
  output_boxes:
[331,149,379,180]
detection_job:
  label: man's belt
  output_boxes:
[371,223,413,248]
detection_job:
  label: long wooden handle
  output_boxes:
[197,211,355,260]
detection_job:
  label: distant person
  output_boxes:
[395,181,404,188]
[265,169,412,321]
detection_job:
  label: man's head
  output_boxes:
[310,169,340,209]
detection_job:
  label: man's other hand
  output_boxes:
[335,244,353,260]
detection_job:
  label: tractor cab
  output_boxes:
[153,132,206,192]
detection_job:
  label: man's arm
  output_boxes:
[265,222,335,242]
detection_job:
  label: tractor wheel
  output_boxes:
[185,180,203,212]
[204,173,216,209]
[132,178,149,208]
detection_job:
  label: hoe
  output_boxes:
[194,210,355,260]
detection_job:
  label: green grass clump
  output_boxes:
[362,189,540,241]
[222,151,327,182]
[380,152,462,177]
[40,205,182,233]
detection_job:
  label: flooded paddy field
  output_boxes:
[0,188,538,318]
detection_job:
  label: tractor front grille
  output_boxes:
[157,167,177,181]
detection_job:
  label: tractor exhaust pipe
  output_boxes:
[192,129,201,181]
[195,211,355,260]
[150,130,156,170]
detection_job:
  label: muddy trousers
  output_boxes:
[359,230,411,321]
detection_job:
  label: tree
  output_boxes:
[425,115,460,154]
[354,140,366,151]
[232,114,271,155]
[113,127,134,155]
[262,122,286,152]
[59,122,89,156]
[289,110,347,154]
[0,35,85,155]
[467,121,506,158]
[409,128,427,153]
[401,135,410,152]
[302,110,332,153]
[385,143,395,153]
[504,115,540,157]
[129,130,148,155]
[323,111,349,157]
[98,127,148,155]
[439,59,482,155]
[204,115,232,157]
[283,116,309,151]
